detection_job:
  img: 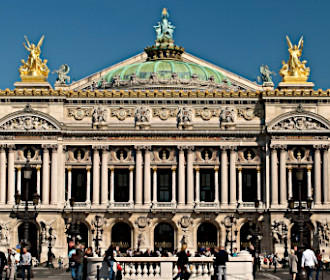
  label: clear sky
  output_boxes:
[0,0,329,89]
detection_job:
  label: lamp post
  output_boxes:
[223,214,238,255]
[91,215,103,256]
[13,160,40,249]
[46,227,56,268]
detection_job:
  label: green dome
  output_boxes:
[102,60,229,85]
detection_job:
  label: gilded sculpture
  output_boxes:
[280,36,310,83]
[19,35,49,82]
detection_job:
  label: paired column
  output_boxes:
[279,146,287,206]
[144,147,151,206]
[36,166,41,196]
[67,166,72,201]
[287,166,293,199]
[0,146,6,204]
[220,147,228,206]
[314,145,321,204]
[238,166,242,203]
[195,166,200,204]
[229,147,237,206]
[271,145,279,207]
[135,146,143,206]
[152,167,157,204]
[186,147,194,206]
[307,165,313,199]
[214,166,219,204]
[101,147,109,205]
[7,145,15,205]
[129,166,134,204]
[171,166,176,203]
[42,145,50,204]
[50,145,58,205]
[86,166,91,203]
[92,146,100,205]
[178,146,186,206]
[110,166,115,204]
[16,166,22,195]
[322,145,329,204]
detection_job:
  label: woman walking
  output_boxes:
[288,249,298,280]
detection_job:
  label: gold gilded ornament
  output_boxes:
[280,36,310,83]
[19,35,49,82]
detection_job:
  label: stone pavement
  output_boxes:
[256,268,330,280]
[31,267,71,279]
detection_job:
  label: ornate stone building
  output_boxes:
[0,9,329,262]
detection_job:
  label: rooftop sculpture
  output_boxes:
[154,8,175,43]
[19,35,49,82]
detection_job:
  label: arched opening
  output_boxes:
[240,222,261,252]
[18,222,40,259]
[197,222,218,250]
[154,223,174,252]
[111,222,132,252]
[290,223,312,249]
[68,223,89,247]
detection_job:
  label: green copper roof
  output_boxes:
[102,60,229,85]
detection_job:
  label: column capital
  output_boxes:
[67,166,72,171]
[237,165,242,171]
[92,145,103,150]
[313,144,323,150]
[41,144,52,150]
[7,144,15,150]
[16,165,22,171]
[152,166,157,172]
[256,166,261,172]
[187,146,195,152]
[49,144,58,151]
[129,165,135,171]
[214,166,219,172]
[86,166,91,171]
[307,165,313,171]
[100,145,109,151]
[134,145,145,151]
[194,166,200,171]
[177,145,188,151]
[229,146,237,152]
[109,165,115,172]
[171,165,177,171]
[220,146,230,151]
[36,165,41,171]
[0,144,6,150]
[321,144,330,150]
[287,165,293,171]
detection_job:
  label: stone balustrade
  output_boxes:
[87,252,253,280]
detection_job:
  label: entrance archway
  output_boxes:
[290,223,312,248]
[240,222,261,252]
[69,223,89,247]
[111,222,131,252]
[154,223,174,252]
[197,223,218,249]
[18,222,39,258]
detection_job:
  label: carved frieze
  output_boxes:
[220,107,236,123]
[177,107,192,128]
[0,222,10,246]
[111,107,134,121]
[237,107,258,121]
[195,108,220,120]
[67,107,93,120]
[0,115,57,131]
[271,116,327,131]
[153,107,178,120]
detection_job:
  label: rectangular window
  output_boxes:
[114,169,129,202]
[21,168,38,201]
[157,169,172,202]
[242,169,257,202]
[200,169,215,202]
[292,168,307,201]
[72,169,87,202]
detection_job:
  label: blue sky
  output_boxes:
[0,0,329,89]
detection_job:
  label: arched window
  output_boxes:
[154,223,174,252]
[18,222,39,258]
[290,223,312,249]
[111,222,131,251]
[197,223,217,249]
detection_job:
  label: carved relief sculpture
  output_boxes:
[195,108,220,121]
[67,107,93,120]
[271,116,327,131]
[153,107,178,120]
[135,106,151,129]
[0,116,57,131]
[92,106,108,129]
[177,107,192,129]
[111,108,134,121]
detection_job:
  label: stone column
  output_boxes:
[220,147,228,206]
[16,166,22,195]
[67,166,72,201]
[110,166,114,204]
[42,145,50,205]
[144,146,151,206]
[279,147,287,206]
[92,147,100,205]
[101,147,109,205]
[50,145,58,205]
[287,166,293,199]
[271,146,279,207]
[86,166,91,203]
[129,166,134,204]
[195,166,200,203]
[7,145,15,205]
[307,165,313,199]
[171,166,176,203]
[314,146,321,204]
[257,166,261,202]
[0,146,6,204]
[57,143,65,205]
[178,146,186,206]
[135,146,143,206]
[152,167,157,204]
[214,166,219,204]
[322,145,329,204]
[229,147,237,206]
[238,166,242,203]
[36,165,41,195]
[187,147,194,206]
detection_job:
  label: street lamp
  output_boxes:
[223,214,239,255]
[91,215,103,256]
[47,227,56,267]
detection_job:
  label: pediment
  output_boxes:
[267,108,330,133]
[60,52,264,92]
[0,105,61,133]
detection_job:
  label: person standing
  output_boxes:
[5,248,16,280]
[288,249,298,280]
[173,243,189,280]
[248,245,257,280]
[301,246,318,280]
[215,246,228,280]
[273,253,278,273]
[315,249,322,280]
[20,248,31,280]
[104,245,115,280]
[0,250,7,280]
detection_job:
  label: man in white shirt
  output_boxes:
[301,246,318,280]
[20,247,32,280]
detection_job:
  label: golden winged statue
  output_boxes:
[19,35,49,82]
[279,35,310,83]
